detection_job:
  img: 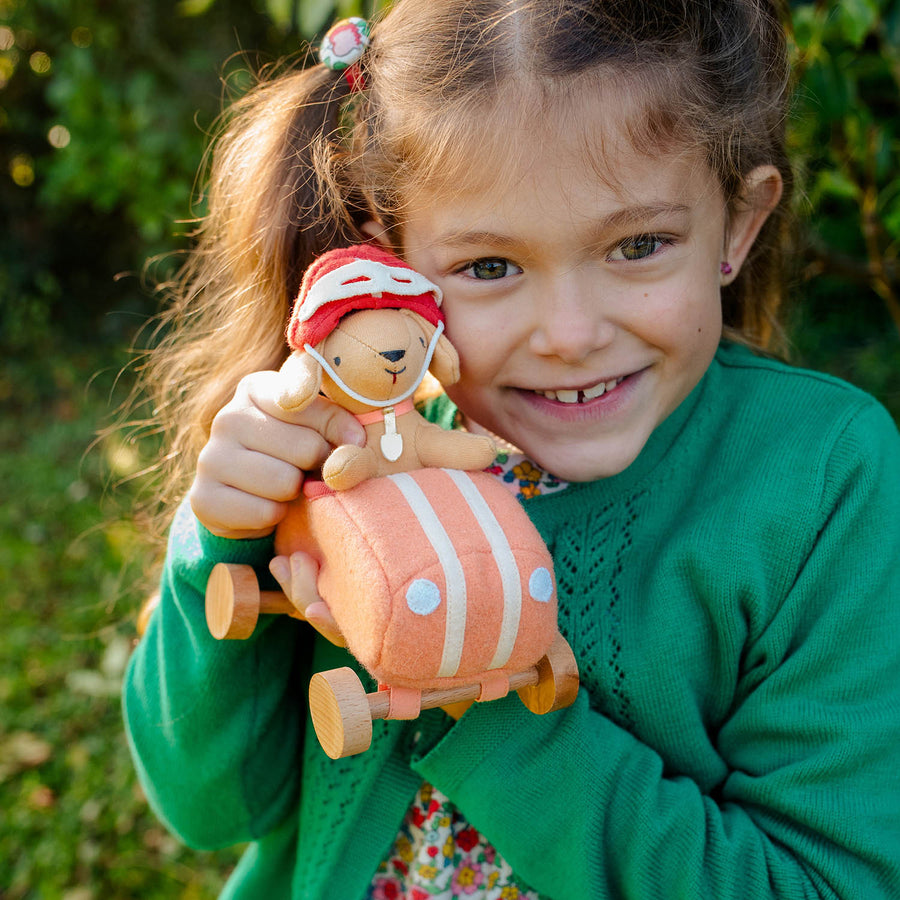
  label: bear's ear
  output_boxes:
[277,350,323,411]
[427,329,461,386]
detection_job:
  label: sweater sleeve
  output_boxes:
[412,401,900,899]
[123,500,311,850]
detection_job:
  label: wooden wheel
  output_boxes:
[205,562,300,640]
[206,563,261,640]
[517,632,579,715]
[309,667,374,759]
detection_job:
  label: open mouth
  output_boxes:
[534,376,626,404]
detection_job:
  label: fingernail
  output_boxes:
[342,422,367,446]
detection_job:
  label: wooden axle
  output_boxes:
[309,632,579,758]
[205,562,305,640]
[365,667,542,720]
[205,562,580,759]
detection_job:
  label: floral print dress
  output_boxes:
[368,782,545,900]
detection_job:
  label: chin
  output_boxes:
[524,443,641,483]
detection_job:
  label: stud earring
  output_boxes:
[720,261,733,276]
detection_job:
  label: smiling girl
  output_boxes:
[124,2,900,898]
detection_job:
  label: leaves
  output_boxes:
[834,0,881,48]
[787,1,900,401]
[0,732,53,782]
[300,0,340,35]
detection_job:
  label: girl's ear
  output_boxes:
[358,219,393,248]
[277,351,323,411]
[428,332,462,386]
[722,165,783,284]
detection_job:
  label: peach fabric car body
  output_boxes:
[275,467,559,692]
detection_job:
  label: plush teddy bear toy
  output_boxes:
[205,245,578,758]
[276,243,497,490]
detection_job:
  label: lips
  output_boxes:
[534,376,626,404]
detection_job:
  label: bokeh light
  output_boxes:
[47,124,70,149]
[10,153,35,187]
[29,50,51,75]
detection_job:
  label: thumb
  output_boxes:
[269,552,346,648]
[276,352,321,411]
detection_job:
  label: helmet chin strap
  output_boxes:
[303,320,445,409]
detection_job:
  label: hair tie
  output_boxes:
[319,17,370,91]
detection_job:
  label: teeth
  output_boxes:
[582,382,607,401]
[537,376,625,403]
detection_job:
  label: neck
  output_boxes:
[354,397,415,426]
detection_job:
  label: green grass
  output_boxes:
[0,349,239,900]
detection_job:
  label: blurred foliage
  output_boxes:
[0,0,898,897]
[0,0,383,357]
[0,346,243,898]
[785,0,900,416]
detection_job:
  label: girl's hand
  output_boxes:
[269,552,346,648]
[189,368,365,540]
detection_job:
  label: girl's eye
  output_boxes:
[459,258,522,280]
[609,235,670,262]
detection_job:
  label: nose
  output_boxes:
[380,349,406,363]
[528,273,615,363]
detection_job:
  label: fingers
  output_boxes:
[236,371,365,467]
[240,370,366,460]
[189,368,366,538]
[196,438,305,503]
[270,553,346,648]
[189,481,289,540]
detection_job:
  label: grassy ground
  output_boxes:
[0,348,239,900]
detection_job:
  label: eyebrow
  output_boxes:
[432,203,692,252]
[594,203,692,233]
[430,230,523,252]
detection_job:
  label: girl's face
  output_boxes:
[398,99,775,482]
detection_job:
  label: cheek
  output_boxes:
[444,332,493,387]
[441,303,514,377]
[646,278,722,351]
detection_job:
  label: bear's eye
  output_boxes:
[419,337,425,347]
[333,357,341,366]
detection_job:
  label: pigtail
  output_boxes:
[208,62,364,305]
[136,58,368,524]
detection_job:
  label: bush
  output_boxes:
[786,0,900,417]
[0,0,380,355]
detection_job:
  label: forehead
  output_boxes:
[401,75,712,215]
[330,308,420,341]
[398,84,718,239]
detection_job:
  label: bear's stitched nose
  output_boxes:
[380,349,406,363]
